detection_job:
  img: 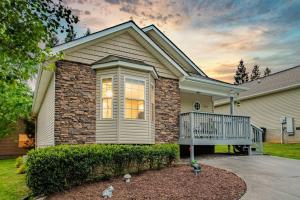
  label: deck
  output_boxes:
[179,112,263,155]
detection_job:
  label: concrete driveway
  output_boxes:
[199,155,300,200]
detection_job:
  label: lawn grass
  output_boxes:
[0,159,29,200]
[215,143,300,160]
[263,143,300,160]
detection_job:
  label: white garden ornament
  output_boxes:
[102,185,114,198]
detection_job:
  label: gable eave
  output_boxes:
[52,21,188,77]
[142,25,207,77]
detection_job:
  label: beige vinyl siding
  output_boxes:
[146,30,198,75]
[95,67,154,144]
[181,92,213,113]
[65,32,177,79]
[96,68,118,143]
[214,88,300,143]
[36,76,55,147]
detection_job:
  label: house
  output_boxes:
[0,120,32,158]
[32,21,262,157]
[214,66,300,143]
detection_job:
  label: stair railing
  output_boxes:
[251,123,263,154]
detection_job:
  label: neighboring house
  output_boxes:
[0,121,30,158]
[215,66,300,143]
[32,21,261,155]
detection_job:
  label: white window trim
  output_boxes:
[123,75,146,121]
[193,101,201,111]
[100,75,114,120]
[150,82,155,122]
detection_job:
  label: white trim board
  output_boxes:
[92,60,159,79]
[143,25,206,77]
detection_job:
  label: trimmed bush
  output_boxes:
[17,164,26,174]
[26,144,179,196]
[15,156,23,168]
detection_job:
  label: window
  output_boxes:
[151,83,155,122]
[194,101,201,111]
[101,78,113,119]
[125,78,145,119]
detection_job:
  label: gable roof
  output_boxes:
[52,20,188,77]
[142,25,207,77]
[215,65,300,105]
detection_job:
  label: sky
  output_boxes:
[63,0,300,83]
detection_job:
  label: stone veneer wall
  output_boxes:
[155,77,181,143]
[54,60,96,144]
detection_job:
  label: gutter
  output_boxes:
[215,83,300,106]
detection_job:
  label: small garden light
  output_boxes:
[123,174,132,183]
[191,160,201,176]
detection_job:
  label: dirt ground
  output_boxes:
[48,164,246,200]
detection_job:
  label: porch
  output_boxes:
[179,112,263,160]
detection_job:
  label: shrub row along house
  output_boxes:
[215,65,300,144]
[32,21,263,157]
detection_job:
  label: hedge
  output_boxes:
[26,144,179,195]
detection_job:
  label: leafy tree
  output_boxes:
[234,60,249,84]
[65,28,77,43]
[0,0,78,139]
[85,28,91,36]
[0,82,32,138]
[250,65,261,81]
[264,67,271,76]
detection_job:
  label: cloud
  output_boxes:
[63,0,300,82]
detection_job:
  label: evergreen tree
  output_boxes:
[85,28,91,36]
[250,65,261,81]
[264,67,271,76]
[234,60,249,84]
[65,28,77,43]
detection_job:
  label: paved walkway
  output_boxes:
[199,155,300,200]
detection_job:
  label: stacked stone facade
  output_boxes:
[155,78,181,143]
[54,61,96,144]
[54,60,181,145]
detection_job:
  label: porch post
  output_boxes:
[230,96,234,115]
[190,112,195,162]
[229,95,234,153]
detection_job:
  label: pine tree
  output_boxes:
[65,28,77,43]
[250,65,261,81]
[85,28,91,36]
[234,60,249,84]
[49,34,59,47]
[264,67,271,76]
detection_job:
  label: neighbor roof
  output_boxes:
[215,65,300,105]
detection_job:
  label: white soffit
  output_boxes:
[179,76,248,97]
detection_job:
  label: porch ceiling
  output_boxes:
[179,76,248,98]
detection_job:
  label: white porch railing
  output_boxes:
[179,112,252,145]
[251,123,264,154]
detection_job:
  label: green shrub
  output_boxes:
[17,164,26,174]
[15,156,23,168]
[26,144,179,196]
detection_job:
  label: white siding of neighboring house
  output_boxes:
[36,76,55,147]
[64,31,177,79]
[95,67,155,144]
[181,92,213,113]
[214,88,300,143]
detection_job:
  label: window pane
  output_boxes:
[102,78,112,119]
[102,78,112,98]
[125,78,145,119]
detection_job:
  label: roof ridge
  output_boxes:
[241,65,300,84]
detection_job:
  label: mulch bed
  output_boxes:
[48,164,246,200]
